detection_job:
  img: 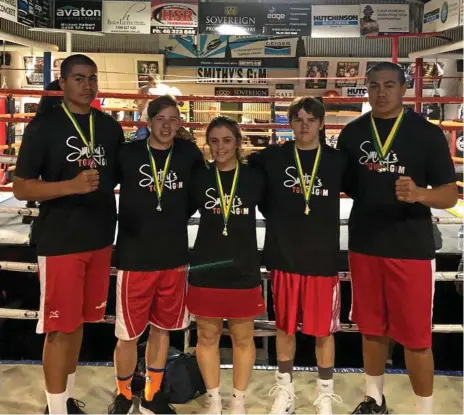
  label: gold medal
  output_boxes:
[293,143,322,215]
[370,108,404,174]
[146,140,173,212]
[215,162,240,237]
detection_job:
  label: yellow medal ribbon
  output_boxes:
[61,103,95,155]
[293,143,322,215]
[215,162,240,236]
[146,140,173,211]
[370,108,404,172]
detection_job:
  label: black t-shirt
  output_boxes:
[116,138,203,271]
[337,109,456,259]
[189,162,264,289]
[15,107,123,256]
[248,141,347,276]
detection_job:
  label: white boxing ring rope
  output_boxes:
[0,260,462,335]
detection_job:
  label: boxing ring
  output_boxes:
[0,89,461,414]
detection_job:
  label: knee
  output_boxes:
[198,327,221,348]
[116,338,138,352]
[231,331,254,349]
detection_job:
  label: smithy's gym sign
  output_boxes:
[196,66,267,84]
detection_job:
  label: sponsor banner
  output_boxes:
[137,60,160,88]
[0,0,17,22]
[17,0,51,27]
[199,3,263,35]
[343,86,368,97]
[196,67,267,84]
[229,36,298,58]
[311,5,359,38]
[302,60,329,89]
[275,83,294,108]
[215,87,269,96]
[168,57,298,69]
[24,56,43,85]
[335,61,360,88]
[423,0,460,32]
[103,1,150,34]
[151,2,197,35]
[262,4,311,36]
[54,0,102,31]
[275,84,293,139]
[164,35,227,58]
[360,4,409,36]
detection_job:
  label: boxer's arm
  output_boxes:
[13,177,76,202]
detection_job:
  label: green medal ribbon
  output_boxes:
[146,140,173,211]
[215,162,240,236]
[61,103,95,155]
[293,143,322,215]
[370,108,404,172]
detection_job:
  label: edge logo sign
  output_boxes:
[54,0,102,31]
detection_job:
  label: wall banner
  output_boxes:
[17,0,51,27]
[196,66,267,84]
[311,5,359,38]
[0,0,17,22]
[360,4,409,36]
[215,87,269,96]
[229,36,298,58]
[423,0,460,32]
[103,1,151,34]
[151,2,197,35]
[54,0,102,31]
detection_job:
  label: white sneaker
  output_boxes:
[206,394,223,414]
[231,394,246,414]
[269,371,297,414]
[313,391,343,415]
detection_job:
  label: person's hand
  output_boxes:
[395,176,425,203]
[70,169,99,194]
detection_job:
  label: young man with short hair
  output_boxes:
[337,62,457,414]
[108,95,203,414]
[13,54,123,414]
[249,97,346,414]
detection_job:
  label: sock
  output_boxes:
[207,387,221,399]
[277,359,294,381]
[415,395,433,414]
[46,391,68,414]
[233,388,246,400]
[144,367,164,401]
[66,372,76,400]
[366,374,384,406]
[318,366,334,381]
[116,374,133,400]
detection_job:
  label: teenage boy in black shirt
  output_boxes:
[337,62,457,414]
[13,54,123,414]
[249,97,346,414]
[108,95,203,415]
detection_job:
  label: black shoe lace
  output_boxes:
[67,399,86,414]
[108,395,130,414]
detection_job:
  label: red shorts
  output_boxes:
[115,266,189,340]
[36,246,112,334]
[271,270,341,337]
[187,285,265,319]
[349,251,435,349]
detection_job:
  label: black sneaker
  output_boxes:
[352,395,388,414]
[108,394,134,414]
[139,391,176,414]
[44,398,86,414]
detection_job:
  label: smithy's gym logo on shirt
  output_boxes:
[204,188,249,215]
[66,137,107,168]
[283,167,329,197]
[138,164,183,192]
[358,141,406,174]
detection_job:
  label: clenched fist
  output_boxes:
[70,169,99,194]
[395,176,425,203]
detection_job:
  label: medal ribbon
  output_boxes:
[370,108,404,161]
[293,143,322,215]
[61,103,95,154]
[215,162,240,236]
[146,140,173,208]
